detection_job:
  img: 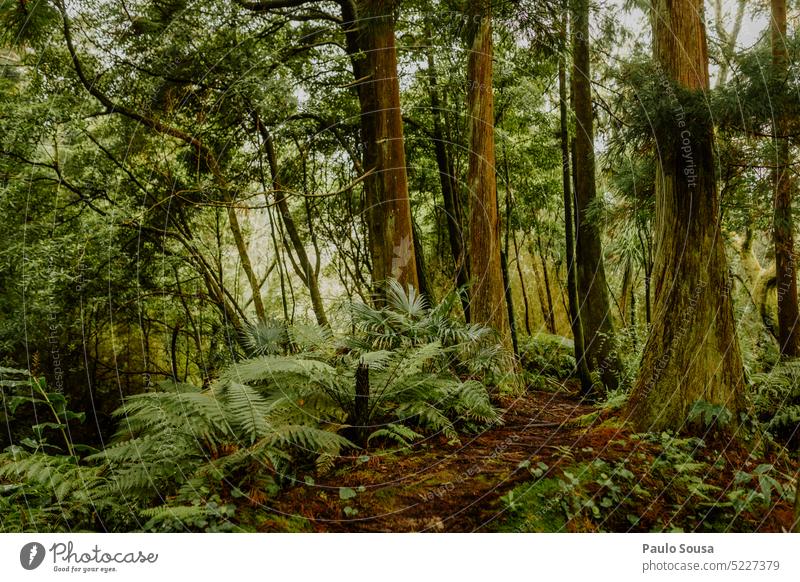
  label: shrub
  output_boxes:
[518,333,576,381]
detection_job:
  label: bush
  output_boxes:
[518,333,576,381]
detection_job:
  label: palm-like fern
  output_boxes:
[350,279,509,378]
[90,380,352,505]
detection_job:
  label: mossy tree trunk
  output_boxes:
[626,0,746,432]
[571,0,622,391]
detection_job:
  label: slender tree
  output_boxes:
[466,0,512,348]
[253,114,330,327]
[626,0,746,431]
[424,29,470,318]
[559,2,591,390]
[571,0,622,390]
[770,0,800,357]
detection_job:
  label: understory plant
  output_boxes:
[0,282,506,531]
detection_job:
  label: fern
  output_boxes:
[751,360,800,443]
[368,424,423,447]
[0,285,503,531]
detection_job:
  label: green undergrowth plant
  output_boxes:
[517,333,576,386]
[499,432,796,533]
[0,282,506,531]
[751,360,800,447]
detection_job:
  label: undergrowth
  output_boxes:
[500,431,796,533]
[0,282,507,532]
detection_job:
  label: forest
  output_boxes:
[0,0,799,533]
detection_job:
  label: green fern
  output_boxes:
[368,424,424,447]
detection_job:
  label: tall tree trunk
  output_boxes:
[424,29,470,318]
[501,145,518,354]
[626,0,746,432]
[412,218,433,300]
[619,257,632,322]
[571,0,621,391]
[559,8,591,390]
[355,0,419,291]
[466,2,512,349]
[512,233,532,335]
[254,116,329,328]
[771,0,800,357]
[536,233,556,333]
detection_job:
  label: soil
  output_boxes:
[265,387,798,533]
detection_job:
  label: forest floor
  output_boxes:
[265,386,798,533]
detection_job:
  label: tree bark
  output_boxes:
[571,0,621,390]
[466,2,512,349]
[355,0,419,291]
[559,7,591,390]
[771,0,800,357]
[626,0,747,432]
[424,30,470,319]
[254,116,330,327]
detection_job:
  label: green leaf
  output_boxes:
[339,487,357,500]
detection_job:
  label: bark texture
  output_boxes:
[466,3,512,347]
[356,0,419,291]
[771,0,800,357]
[627,0,746,432]
[571,0,622,390]
[559,7,591,389]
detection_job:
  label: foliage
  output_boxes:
[751,360,800,446]
[517,333,576,382]
[500,432,796,533]
[225,281,504,445]
[0,286,503,531]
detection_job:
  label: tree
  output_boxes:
[355,0,419,291]
[423,24,470,319]
[626,0,746,431]
[770,0,800,357]
[465,0,512,347]
[571,0,622,391]
[559,2,591,390]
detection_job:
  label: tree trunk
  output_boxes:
[412,218,433,301]
[536,233,556,333]
[424,29,470,318]
[512,233,532,335]
[771,0,800,357]
[619,257,632,322]
[571,0,621,391]
[626,0,746,432]
[255,116,330,328]
[466,2,512,349]
[355,0,419,291]
[559,8,591,390]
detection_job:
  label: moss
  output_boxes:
[497,477,569,532]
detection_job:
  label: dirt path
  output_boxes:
[273,388,597,532]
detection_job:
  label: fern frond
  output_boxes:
[367,423,423,446]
